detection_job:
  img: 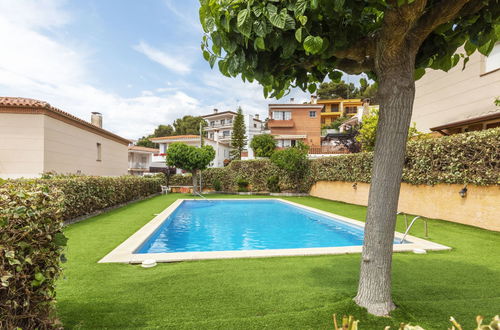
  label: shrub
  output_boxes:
[236,178,249,192]
[250,134,277,157]
[212,178,222,191]
[0,181,66,329]
[202,128,499,193]
[267,175,280,193]
[270,144,310,186]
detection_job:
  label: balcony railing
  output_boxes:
[308,146,351,155]
[206,122,233,129]
[129,162,149,169]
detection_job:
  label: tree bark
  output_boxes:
[192,170,198,194]
[354,47,416,316]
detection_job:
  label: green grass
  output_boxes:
[56,194,500,329]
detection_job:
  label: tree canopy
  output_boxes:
[250,133,276,157]
[317,78,378,100]
[200,0,499,97]
[136,117,205,148]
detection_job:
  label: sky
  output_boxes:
[0,0,364,140]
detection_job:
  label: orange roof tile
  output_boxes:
[0,97,130,145]
[149,135,200,141]
[128,145,159,153]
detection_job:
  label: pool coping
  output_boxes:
[98,198,451,264]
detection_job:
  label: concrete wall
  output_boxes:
[0,113,45,178]
[43,116,128,176]
[310,181,499,231]
[412,46,500,132]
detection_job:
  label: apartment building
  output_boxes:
[149,135,231,171]
[202,108,263,158]
[267,103,324,147]
[315,97,364,126]
[128,145,158,176]
[0,97,129,179]
[412,43,500,134]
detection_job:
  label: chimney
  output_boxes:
[311,95,317,104]
[290,97,295,103]
[254,114,259,120]
[91,112,102,128]
[213,108,218,113]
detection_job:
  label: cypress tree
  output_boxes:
[230,107,247,160]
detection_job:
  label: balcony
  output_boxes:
[128,162,149,170]
[205,122,233,129]
[152,153,166,163]
[267,119,294,128]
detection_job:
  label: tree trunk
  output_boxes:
[354,49,416,316]
[192,170,198,194]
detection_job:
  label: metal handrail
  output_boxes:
[398,214,429,243]
[193,190,209,201]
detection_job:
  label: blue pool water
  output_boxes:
[136,200,398,254]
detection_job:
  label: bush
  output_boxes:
[267,175,280,193]
[250,134,277,157]
[212,178,222,191]
[236,178,249,192]
[0,181,66,329]
[270,144,310,186]
[202,128,500,193]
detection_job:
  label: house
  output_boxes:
[314,96,364,126]
[128,145,158,176]
[149,135,231,173]
[0,97,129,179]
[267,103,324,147]
[412,43,500,134]
[202,109,263,158]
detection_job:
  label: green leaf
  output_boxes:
[284,13,296,30]
[334,0,345,11]
[464,40,476,56]
[253,20,267,37]
[308,84,317,93]
[310,0,318,10]
[269,9,287,29]
[204,17,215,33]
[237,9,250,28]
[255,37,265,50]
[253,6,263,18]
[329,71,343,83]
[209,55,217,68]
[202,50,210,62]
[294,0,307,17]
[299,15,308,26]
[54,232,68,247]
[295,27,303,42]
[303,35,323,54]
[414,67,426,80]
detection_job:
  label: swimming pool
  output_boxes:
[136,199,390,254]
[99,199,451,263]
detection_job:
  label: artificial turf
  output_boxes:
[56,194,500,329]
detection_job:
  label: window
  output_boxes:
[253,123,257,128]
[272,111,292,120]
[223,130,230,137]
[209,132,214,139]
[210,121,215,127]
[96,143,102,161]
[309,111,316,118]
[220,119,225,125]
[331,104,339,112]
[345,106,358,114]
[485,42,500,73]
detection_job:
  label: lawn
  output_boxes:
[56,194,500,329]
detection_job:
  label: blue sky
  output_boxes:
[0,0,363,139]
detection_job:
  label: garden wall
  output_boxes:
[310,181,500,231]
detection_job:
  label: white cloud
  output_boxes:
[133,41,191,74]
[0,0,201,138]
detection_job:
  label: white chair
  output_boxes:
[161,185,169,194]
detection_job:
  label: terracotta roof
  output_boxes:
[201,111,237,118]
[128,145,159,153]
[149,135,200,141]
[0,97,130,145]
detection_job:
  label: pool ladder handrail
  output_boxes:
[193,190,214,203]
[397,212,428,243]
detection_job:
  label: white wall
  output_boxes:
[412,46,500,132]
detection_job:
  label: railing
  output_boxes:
[397,212,429,242]
[129,162,148,169]
[308,146,351,154]
[207,122,232,128]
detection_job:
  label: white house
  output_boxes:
[202,109,263,159]
[128,145,158,176]
[149,135,231,173]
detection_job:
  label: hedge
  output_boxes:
[44,175,164,220]
[1,181,66,329]
[200,128,500,192]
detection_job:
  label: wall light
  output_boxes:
[459,186,468,198]
[352,182,357,190]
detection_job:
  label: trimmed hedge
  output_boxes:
[201,128,500,192]
[0,175,164,328]
[44,175,164,220]
[1,181,66,329]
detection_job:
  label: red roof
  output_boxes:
[0,97,130,145]
[128,145,159,153]
[149,135,199,141]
